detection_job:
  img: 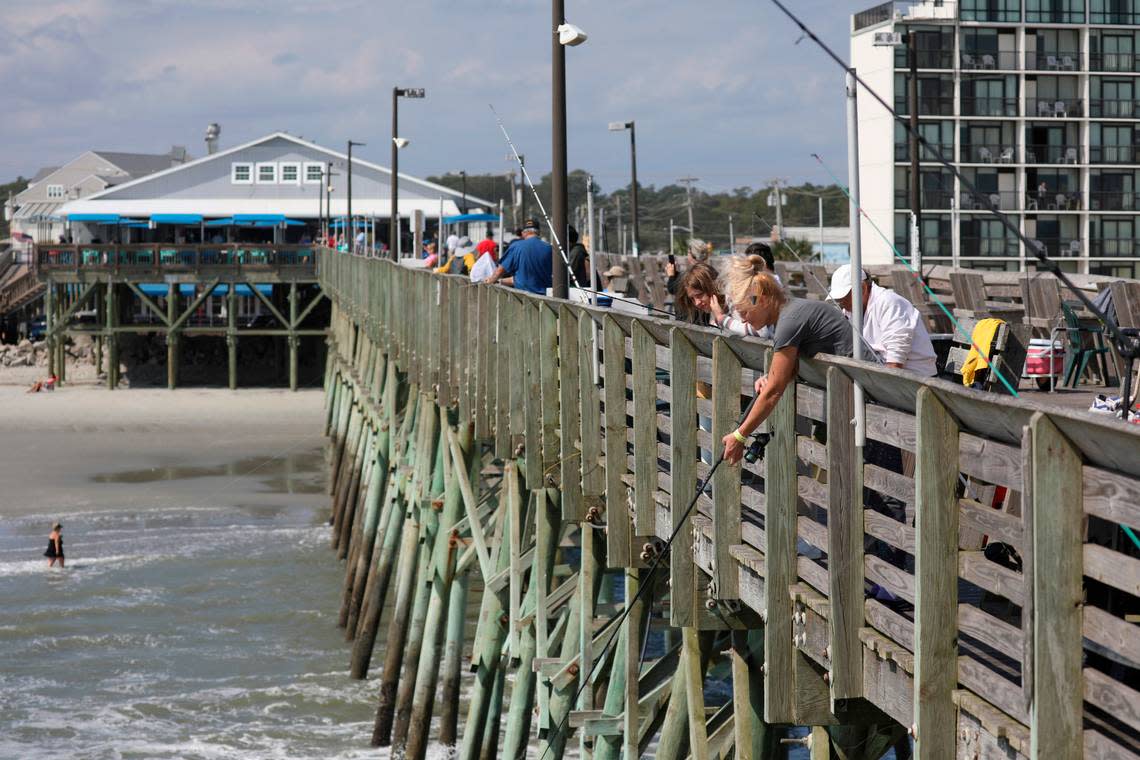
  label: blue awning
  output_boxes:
[137,283,197,297]
[151,214,204,224]
[67,213,121,223]
[203,217,234,227]
[209,283,274,296]
[442,213,499,223]
[233,214,285,224]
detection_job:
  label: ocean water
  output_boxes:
[0,496,381,759]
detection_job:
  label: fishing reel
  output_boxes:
[743,432,772,465]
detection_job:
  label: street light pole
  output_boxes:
[608,120,640,256]
[390,87,425,260]
[678,176,698,248]
[347,140,364,252]
[551,0,569,297]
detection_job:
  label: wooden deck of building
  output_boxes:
[320,248,1140,759]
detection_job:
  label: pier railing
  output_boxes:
[320,249,1140,758]
[34,243,317,281]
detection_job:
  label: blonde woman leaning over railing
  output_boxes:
[718,255,854,464]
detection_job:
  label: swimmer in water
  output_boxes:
[44,522,64,568]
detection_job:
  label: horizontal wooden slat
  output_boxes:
[864,554,914,603]
[1084,543,1140,596]
[957,656,1027,723]
[864,509,915,555]
[1083,465,1140,531]
[958,603,1023,660]
[797,515,827,553]
[959,498,1023,548]
[958,550,1024,606]
[797,556,828,596]
[1085,667,1140,734]
[797,475,828,510]
[864,598,915,652]
[863,463,914,506]
[795,384,825,421]
[796,436,827,469]
[1084,606,1140,671]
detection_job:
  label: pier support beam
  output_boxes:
[106,283,119,389]
[167,282,179,390]
[227,285,237,389]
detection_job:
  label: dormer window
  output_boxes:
[256,163,277,184]
[231,163,253,184]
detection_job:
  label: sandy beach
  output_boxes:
[0,385,328,515]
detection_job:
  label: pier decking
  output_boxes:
[321,248,1140,759]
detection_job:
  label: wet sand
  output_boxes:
[0,386,328,516]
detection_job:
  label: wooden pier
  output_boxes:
[321,249,1140,759]
[35,243,324,389]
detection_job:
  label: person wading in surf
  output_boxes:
[44,522,64,568]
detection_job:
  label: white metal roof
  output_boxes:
[55,197,463,219]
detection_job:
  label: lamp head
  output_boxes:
[393,137,410,149]
[608,121,631,132]
[397,87,426,98]
[557,23,588,46]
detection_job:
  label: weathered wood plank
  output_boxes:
[524,300,542,484]
[559,305,584,520]
[578,313,604,497]
[826,366,862,701]
[539,303,560,477]
[603,315,632,567]
[764,349,797,724]
[712,337,742,600]
[670,328,699,628]
[1030,413,1083,759]
[914,387,960,760]
[1084,543,1140,596]
[632,319,657,535]
[1083,465,1140,531]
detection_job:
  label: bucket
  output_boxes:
[1025,338,1064,377]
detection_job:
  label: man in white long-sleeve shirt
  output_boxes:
[828,264,938,377]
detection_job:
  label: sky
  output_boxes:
[0,0,881,195]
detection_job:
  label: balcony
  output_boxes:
[1089,99,1140,118]
[1032,237,1083,257]
[960,96,1018,117]
[1089,10,1140,24]
[1090,239,1140,257]
[894,141,955,161]
[960,143,1017,163]
[1028,98,1084,118]
[1026,144,1083,164]
[35,244,319,280]
[1089,52,1140,73]
[960,3,1019,22]
[1089,145,1140,164]
[960,50,1020,70]
[1089,191,1138,211]
[958,190,1021,210]
[960,236,1020,257]
[894,189,955,209]
[1025,9,1085,23]
[1025,190,1083,210]
[1025,51,1081,72]
[895,95,955,117]
[897,49,956,69]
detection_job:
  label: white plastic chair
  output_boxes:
[990,193,1002,209]
[1047,55,1060,70]
[962,52,976,68]
[999,147,1014,163]
[1054,100,1067,117]
[979,146,994,163]
[1064,147,1078,164]
[1062,55,1075,71]
[1038,100,1054,116]
[983,54,996,69]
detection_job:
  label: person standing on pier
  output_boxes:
[44,522,64,568]
[718,255,853,464]
[483,218,552,294]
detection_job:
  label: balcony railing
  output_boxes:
[1089,98,1140,118]
[960,50,1020,70]
[853,1,892,31]
[960,96,1018,117]
[1025,51,1081,71]
[1089,10,1140,24]
[35,244,319,276]
[894,141,955,161]
[960,236,1020,256]
[1089,145,1140,164]
[960,5,1020,22]
[1031,237,1083,257]
[894,96,955,116]
[894,189,955,209]
[1026,144,1083,164]
[1028,98,1084,117]
[960,143,1017,163]
[1025,190,1083,210]
[897,50,956,69]
[1089,51,1140,72]
[1090,238,1140,257]
[1089,190,1138,211]
[1024,9,1084,23]
[958,190,1021,210]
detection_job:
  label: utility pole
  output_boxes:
[551,0,569,298]
[818,196,825,262]
[518,155,527,223]
[669,219,674,258]
[391,86,425,259]
[459,170,468,235]
[677,176,699,248]
[348,139,364,252]
[768,178,787,240]
[615,195,623,255]
[728,214,735,255]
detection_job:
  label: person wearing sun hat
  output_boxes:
[828,263,937,377]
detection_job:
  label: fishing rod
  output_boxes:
[767,0,1139,419]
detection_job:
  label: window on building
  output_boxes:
[280,162,300,185]
[1026,0,1084,24]
[304,162,324,184]
[46,184,65,199]
[1092,31,1140,72]
[1092,216,1139,256]
[232,163,253,184]
[960,0,1019,23]
[256,163,277,184]
[1091,0,1140,25]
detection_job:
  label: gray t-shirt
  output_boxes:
[772,298,854,358]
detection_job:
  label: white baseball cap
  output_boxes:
[828,263,869,300]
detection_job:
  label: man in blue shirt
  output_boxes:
[485,219,552,294]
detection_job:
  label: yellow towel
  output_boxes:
[961,318,1003,387]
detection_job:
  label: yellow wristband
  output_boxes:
[732,429,747,444]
